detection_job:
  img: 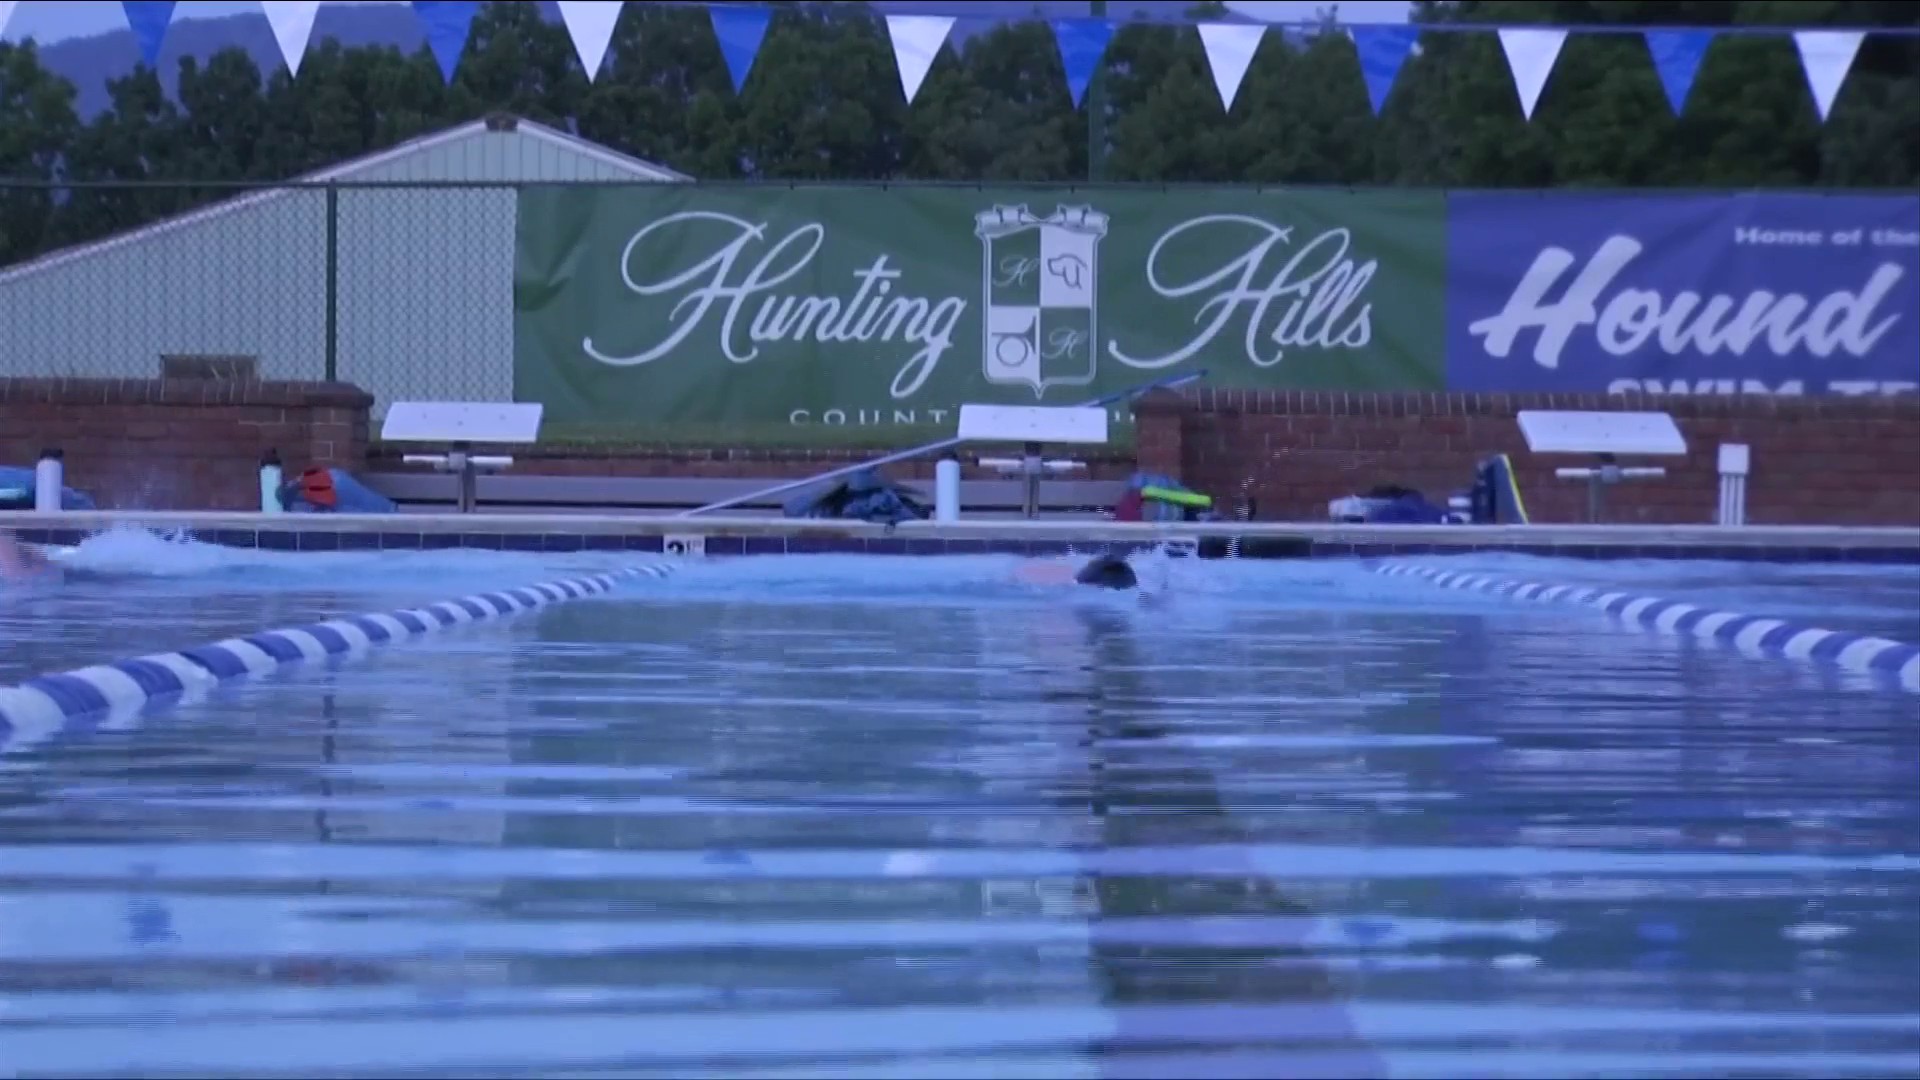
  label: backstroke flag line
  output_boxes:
[261,1,324,76]
[120,1,177,69]
[411,0,479,83]
[1794,30,1865,121]
[884,14,954,105]
[1051,17,1115,108]
[1497,26,1566,121]
[1196,23,1265,112]
[1643,29,1714,115]
[558,0,624,81]
[1349,24,1420,115]
[11,5,1896,125]
[709,4,771,94]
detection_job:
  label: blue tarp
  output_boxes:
[0,466,97,511]
[783,469,930,525]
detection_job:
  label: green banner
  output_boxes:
[514,186,1446,442]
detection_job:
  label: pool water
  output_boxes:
[2,529,1917,1078]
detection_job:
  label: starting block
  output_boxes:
[1517,409,1687,523]
[959,404,1109,519]
[382,401,543,513]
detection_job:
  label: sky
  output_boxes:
[0,0,1414,45]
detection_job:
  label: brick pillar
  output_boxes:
[1132,388,1190,477]
[0,378,375,511]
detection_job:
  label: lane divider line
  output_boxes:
[1374,562,1920,693]
[0,563,678,753]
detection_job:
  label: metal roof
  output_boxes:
[0,116,689,287]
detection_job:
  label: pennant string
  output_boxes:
[709,5,772,94]
[49,2,1888,132]
[885,14,954,105]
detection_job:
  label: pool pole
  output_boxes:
[34,449,63,513]
[676,370,1208,518]
[260,450,284,514]
[934,454,961,522]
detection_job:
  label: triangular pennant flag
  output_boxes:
[557,0,623,81]
[260,1,323,77]
[883,14,953,105]
[1794,30,1864,122]
[121,1,177,69]
[1643,30,1713,115]
[709,4,771,94]
[1497,27,1567,121]
[1195,23,1263,112]
[412,0,478,83]
[0,1,19,38]
[1349,25,1419,115]
[1050,17,1114,109]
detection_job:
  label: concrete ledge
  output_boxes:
[4,510,1918,556]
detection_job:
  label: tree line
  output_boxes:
[0,0,1915,265]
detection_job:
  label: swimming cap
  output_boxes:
[1074,554,1138,591]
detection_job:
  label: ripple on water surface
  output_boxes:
[0,532,1916,1076]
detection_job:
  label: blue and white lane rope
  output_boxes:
[0,563,678,750]
[1374,562,1920,693]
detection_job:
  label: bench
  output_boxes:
[359,472,1129,519]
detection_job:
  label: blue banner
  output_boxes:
[1446,193,1920,398]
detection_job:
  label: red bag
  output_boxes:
[299,467,338,510]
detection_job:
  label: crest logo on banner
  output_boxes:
[976,205,1111,398]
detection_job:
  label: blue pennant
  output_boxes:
[1645,30,1714,115]
[1351,25,1419,116]
[1051,17,1114,109]
[120,1,177,70]
[412,0,480,84]
[709,5,772,94]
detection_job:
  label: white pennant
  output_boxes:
[1794,30,1864,122]
[0,1,19,38]
[884,14,953,104]
[557,1,623,81]
[260,1,323,75]
[1196,23,1264,111]
[1497,27,1567,121]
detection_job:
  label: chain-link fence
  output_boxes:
[0,181,516,414]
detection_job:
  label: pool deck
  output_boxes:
[4,511,1918,562]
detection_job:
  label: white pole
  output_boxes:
[33,449,64,513]
[1717,444,1750,526]
[934,456,961,522]
[260,450,284,514]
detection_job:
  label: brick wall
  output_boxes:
[0,378,373,511]
[1134,389,1920,527]
[8,375,1913,525]
[0,376,1131,510]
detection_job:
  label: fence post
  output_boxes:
[324,182,340,382]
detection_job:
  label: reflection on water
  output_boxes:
[0,588,1915,1078]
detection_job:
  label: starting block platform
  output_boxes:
[959,404,1111,520]
[1517,409,1687,523]
[382,402,544,514]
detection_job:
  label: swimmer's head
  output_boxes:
[1074,553,1137,591]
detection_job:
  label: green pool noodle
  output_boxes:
[1140,485,1212,509]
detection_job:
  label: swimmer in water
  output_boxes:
[0,530,57,584]
[1014,551,1140,591]
[1072,553,1138,590]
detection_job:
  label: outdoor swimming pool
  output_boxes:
[2,528,1917,1077]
